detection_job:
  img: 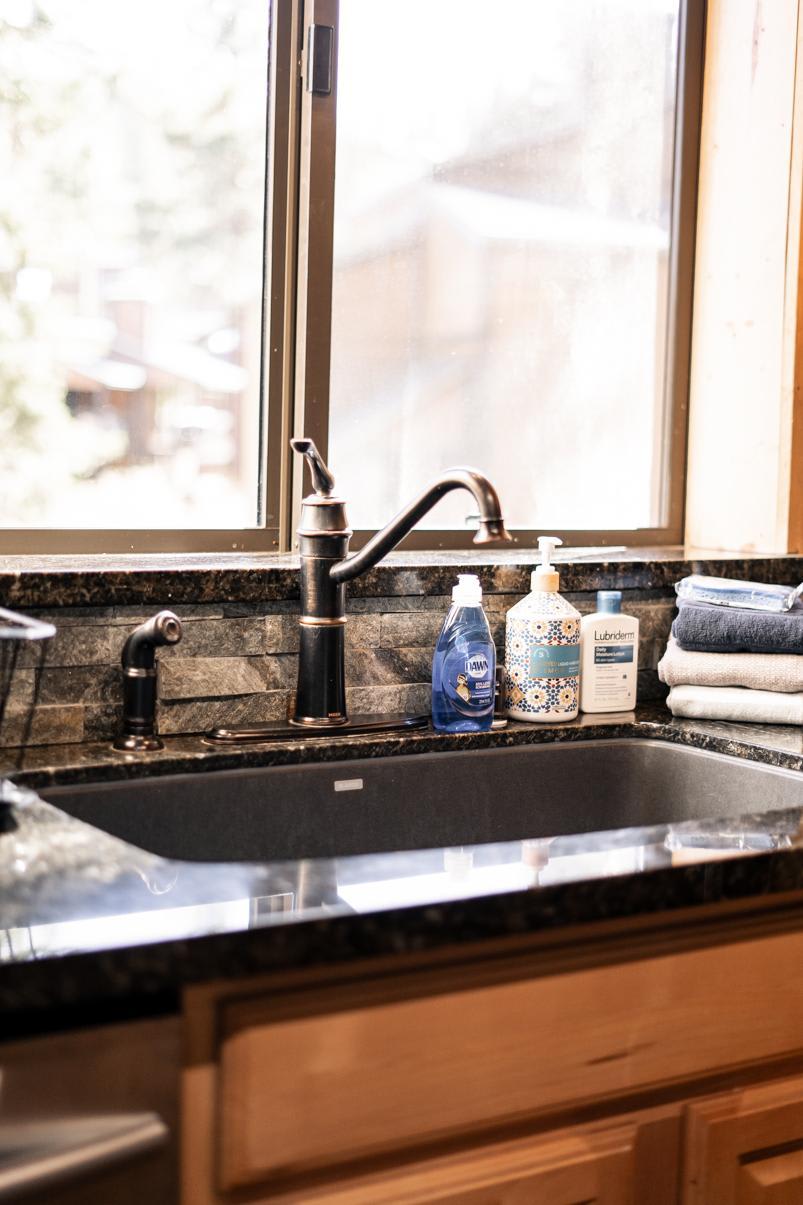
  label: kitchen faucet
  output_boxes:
[209,438,511,742]
[114,610,182,752]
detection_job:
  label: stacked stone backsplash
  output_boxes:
[0,587,676,749]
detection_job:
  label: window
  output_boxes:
[0,0,276,549]
[0,0,703,552]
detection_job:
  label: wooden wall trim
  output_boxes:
[791,307,803,552]
[791,143,803,553]
[686,0,803,553]
[785,0,803,553]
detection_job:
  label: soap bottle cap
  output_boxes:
[531,536,562,592]
[596,590,622,614]
[452,574,482,605]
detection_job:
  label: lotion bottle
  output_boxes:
[579,590,639,713]
[504,536,580,722]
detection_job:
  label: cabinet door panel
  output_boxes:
[262,1124,637,1205]
[382,1129,634,1205]
[684,1074,803,1204]
[215,931,803,1191]
[739,1149,803,1205]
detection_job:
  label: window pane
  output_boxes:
[329,0,680,532]
[0,0,268,528]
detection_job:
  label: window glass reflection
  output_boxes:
[0,0,268,528]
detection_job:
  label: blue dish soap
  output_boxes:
[432,574,495,732]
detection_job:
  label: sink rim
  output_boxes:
[38,734,803,801]
[36,735,803,870]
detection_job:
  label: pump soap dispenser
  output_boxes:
[504,536,581,722]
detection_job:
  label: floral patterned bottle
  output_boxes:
[504,536,580,722]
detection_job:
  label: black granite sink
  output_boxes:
[38,739,803,864]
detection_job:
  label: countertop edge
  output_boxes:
[1,548,802,607]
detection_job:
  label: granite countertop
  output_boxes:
[0,704,802,1025]
[2,546,802,606]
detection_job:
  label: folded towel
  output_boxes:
[666,684,803,725]
[672,600,803,655]
[658,636,803,693]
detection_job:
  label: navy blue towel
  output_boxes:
[672,600,803,655]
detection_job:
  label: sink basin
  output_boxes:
[39,739,803,864]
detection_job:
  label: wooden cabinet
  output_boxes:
[369,1127,636,1205]
[182,923,803,1204]
[684,1074,803,1204]
[200,1110,681,1205]
[260,1121,641,1205]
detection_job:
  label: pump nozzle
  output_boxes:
[531,535,563,592]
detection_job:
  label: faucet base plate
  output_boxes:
[113,734,165,753]
[205,713,430,745]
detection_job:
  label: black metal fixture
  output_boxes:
[114,611,182,752]
[208,439,511,743]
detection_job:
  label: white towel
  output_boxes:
[666,684,803,725]
[658,637,803,693]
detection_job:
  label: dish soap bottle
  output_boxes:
[580,590,639,713]
[432,574,495,732]
[504,536,580,722]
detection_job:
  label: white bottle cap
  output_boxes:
[452,574,482,605]
[444,847,474,879]
[531,535,562,592]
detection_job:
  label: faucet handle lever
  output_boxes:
[291,437,335,497]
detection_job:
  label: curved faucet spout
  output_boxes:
[330,467,512,586]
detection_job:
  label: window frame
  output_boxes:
[0,0,704,555]
[0,0,301,555]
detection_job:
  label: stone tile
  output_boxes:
[264,612,386,651]
[348,595,449,613]
[346,614,381,648]
[2,669,36,708]
[160,657,270,701]
[355,568,431,598]
[488,617,506,647]
[346,647,432,687]
[568,596,597,615]
[641,637,672,671]
[84,703,122,742]
[261,654,298,691]
[111,603,225,624]
[483,593,524,613]
[38,665,119,705]
[158,617,268,659]
[626,599,676,642]
[265,614,300,654]
[223,599,297,617]
[0,703,84,749]
[381,611,503,658]
[158,691,293,734]
[381,612,444,649]
[559,593,675,630]
[565,588,676,607]
[18,626,114,669]
[346,683,431,715]
[29,606,114,627]
[0,583,677,738]
[637,669,667,702]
